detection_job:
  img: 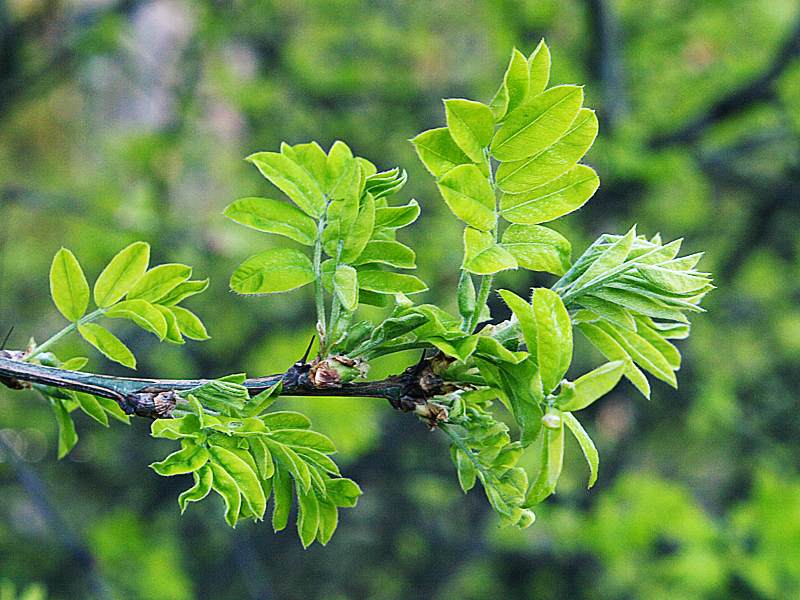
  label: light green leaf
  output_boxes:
[297,487,320,548]
[93,241,150,308]
[105,299,168,340]
[60,356,88,371]
[496,108,598,193]
[557,361,625,412]
[325,478,362,508]
[444,98,494,163]
[289,141,328,185]
[316,499,339,546]
[155,304,184,344]
[270,429,337,454]
[74,392,109,427]
[498,289,538,362]
[500,164,599,224]
[333,264,358,311]
[490,48,530,120]
[210,460,242,528]
[157,279,209,306]
[150,414,203,439]
[209,445,267,519]
[340,194,375,263]
[247,151,325,218]
[325,140,359,200]
[410,127,472,178]
[52,398,78,459]
[95,395,130,424]
[374,200,420,229]
[491,85,584,162]
[635,318,681,369]
[436,164,496,231]
[527,39,551,96]
[596,321,677,387]
[562,412,599,488]
[150,442,210,476]
[353,241,416,269]
[178,464,213,513]
[248,437,275,479]
[223,197,318,246]
[454,449,477,492]
[577,322,651,399]
[462,228,517,274]
[49,248,89,322]
[271,464,293,532]
[570,226,635,290]
[262,411,312,430]
[525,422,564,506]
[357,270,428,295]
[457,271,476,321]
[78,323,136,369]
[532,288,572,393]
[500,224,571,275]
[230,248,315,295]
[575,295,636,330]
[127,264,192,303]
[170,306,210,341]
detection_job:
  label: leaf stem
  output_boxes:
[25,309,105,361]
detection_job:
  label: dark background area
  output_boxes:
[1,0,799,598]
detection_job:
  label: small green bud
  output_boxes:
[541,409,562,430]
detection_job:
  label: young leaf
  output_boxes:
[410,127,472,178]
[490,48,530,120]
[577,322,651,399]
[51,397,78,459]
[325,478,362,507]
[444,98,494,163]
[495,108,598,193]
[499,164,599,224]
[354,241,416,269]
[570,226,635,291]
[93,241,150,308]
[527,39,551,96]
[524,421,564,506]
[500,224,571,275]
[532,288,572,393]
[562,412,599,488]
[374,200,421,229]
[150,443,210,476]
[557,361,625,412]
[210,461,242,528]
[105,299,168,340]
[498,289,537,361]
[271,464,293,532]
[333,264,358,311]
[155,304,184,344]
[490,85,584,162]
[178,464,213,513]
[77,323,136,369]
[288,141,328,184]
[339,194,375,263]
[316,499,339,546]
[596,321,677,387]
[325,141,359,200]
[230,248,315,294]
[357,270,428,295]
[436,164,496,231]
[270,429,336,454]
[462,228,518,275]
[223,197,318,246]
[170,306,210,341]
[49,248,89,322]
[247,151,325,218]
[74,392,109,427]
[157,279,209,306]
[457,271,476,322]
[209,445,267,519]
[127,264,192,303]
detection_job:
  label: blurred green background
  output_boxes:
[1,0,799,598]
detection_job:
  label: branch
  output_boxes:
[650,12,800,148]
[0,352,444,419]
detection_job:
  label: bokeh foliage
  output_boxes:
[1,0,799,598]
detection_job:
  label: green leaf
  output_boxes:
[150,442,210,477]
[209,445,267,519]
[574,295,636,330]
[262,411,312,430]
[491,85,584,162]
[357,270,428,295]
[532,288,572,393]
[340,194,375,263]
[155,304,184,344]
[462,228,517,274]
[74,392,109,427]
[51,397,78,459]
[410,127,472,178]
[271,464,293,532]
[454,449,477,492]
[325,140,359,200]
[316,499,339,546]
[490,48,530,120]
[500,224,571,275]
[296,487,320,548]
[562,412,599,488]
[527,39,551,96]
[95,395,130,424]
[499,164,599,224]
[78,323,136,369]
[230,248,315,294]
[157,279,209,306]
[223,197,318,246]
[457,271,476,321]
[295,448,340,476]
[127,264,192,303]
[596,321,677,387]
[247,151,325,218]
[170,306,210,341]
[289,141,328,185]
[325,478,362,508]
[105,299,168,340]
[270,429,336,454]
[570,226,635,290]
[264,439,312,492]
[498,289,538,362]
[444,98,494,163]
[496,108,598,193]
[150,414,203,439]
[374,200,420,229]
[577,322,651,399]
[178,464,213,513]
[353,241,416,269]
[436,164,496,231]
[93,241,150,308]
[210,460,242,528]
[248,437,276,479]
[557,361,625,412]
[333,264,358,311]
[60,356,88,371]
[524,422,564,506]
[49,248,89,322]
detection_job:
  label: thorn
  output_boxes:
[298,336,315,365]
[1,326,13,351]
